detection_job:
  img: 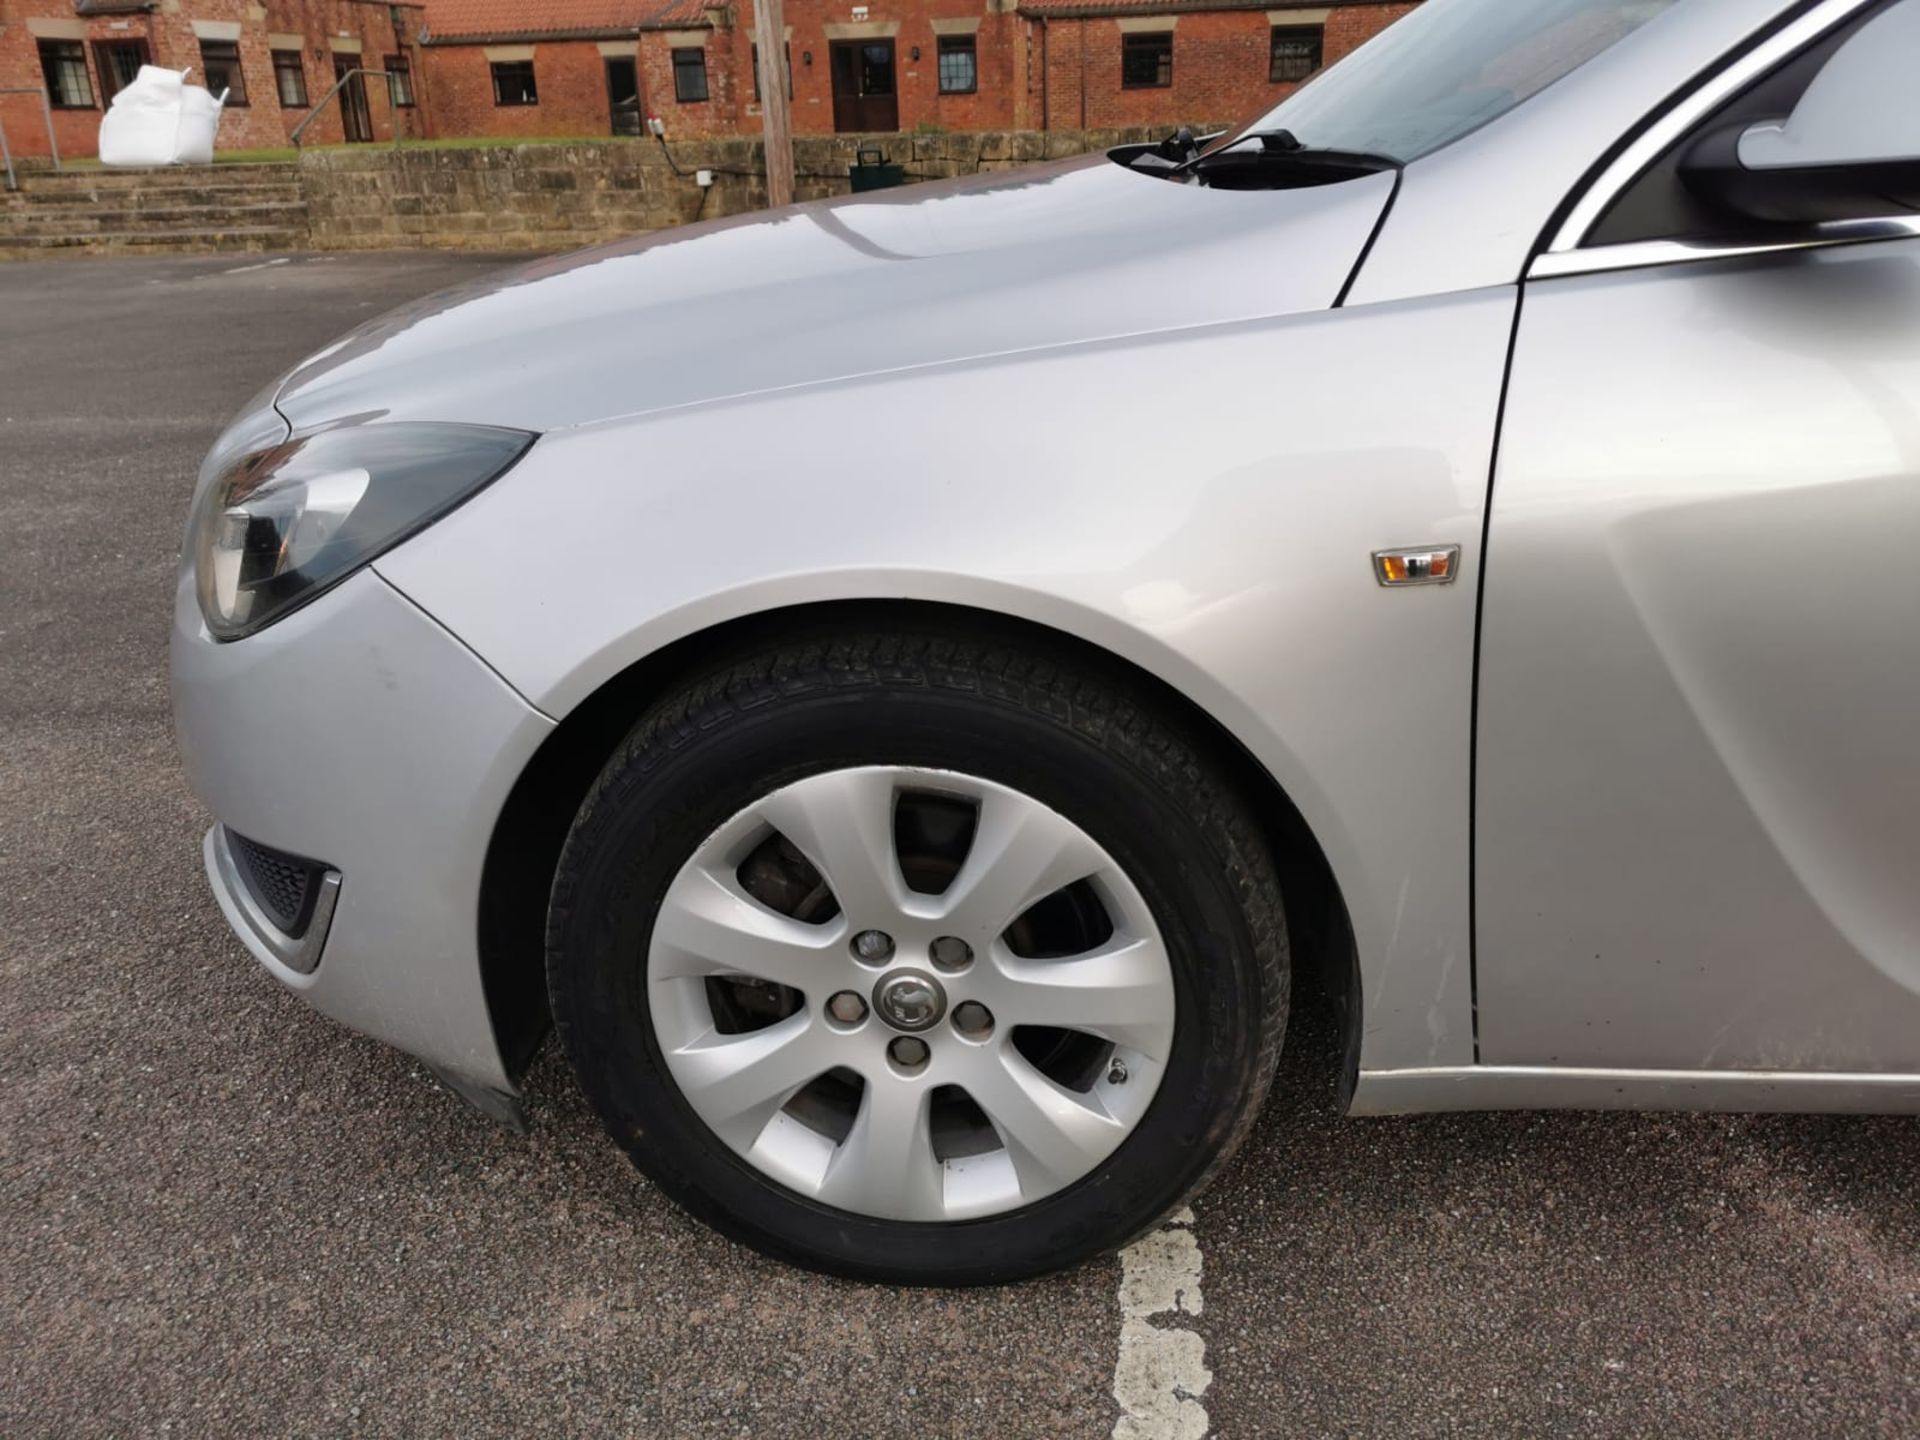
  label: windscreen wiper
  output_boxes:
[1181,129,1401,189]
[1123,126,1210,176]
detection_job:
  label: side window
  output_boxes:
[1584,0,1914,248]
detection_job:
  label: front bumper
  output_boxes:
[172,564,555,1098]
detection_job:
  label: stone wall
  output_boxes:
[299,127,1224,251]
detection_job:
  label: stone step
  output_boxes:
[0,225,306,258]
[0,201,309,236]
[19,162,300,187]
[0,184,305,210]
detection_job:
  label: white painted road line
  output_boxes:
[222,257,292,275]
[1113,1206,1211,1440]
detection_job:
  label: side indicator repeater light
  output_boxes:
[1372,546,1461,587]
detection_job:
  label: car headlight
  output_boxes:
[191,422,534,640]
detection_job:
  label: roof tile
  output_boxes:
[423,0,707,42]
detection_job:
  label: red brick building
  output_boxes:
[0,0,427,158]
[1025,1,1418,131]
[416,0,1418,140]
[1,0,1416,160]
[416,0,723,141]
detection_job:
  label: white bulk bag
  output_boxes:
[98,65,227,167]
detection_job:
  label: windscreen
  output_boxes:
[1235,0,1683,163]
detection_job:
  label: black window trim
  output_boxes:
[1544,0,1879,259]
[1541,0,1906,275]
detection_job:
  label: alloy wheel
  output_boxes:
[647,766,1175,1222]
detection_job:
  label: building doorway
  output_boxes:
[334,56,373,142]
[605,55,642,136]
[829,40,897,133]
[93,39,151,105]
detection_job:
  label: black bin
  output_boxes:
[849,146,907,192]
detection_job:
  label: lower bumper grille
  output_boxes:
[228,831,327,937]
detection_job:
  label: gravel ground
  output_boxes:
[2,252,1916,1439]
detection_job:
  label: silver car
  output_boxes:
[172,0,1920,1284]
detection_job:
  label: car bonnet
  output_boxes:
[273,154,1396,434]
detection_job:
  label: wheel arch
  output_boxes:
[476,598,1361,1095]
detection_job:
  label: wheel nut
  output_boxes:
[929,935,973,972]
[827,991,867,1025]
[888,1036,930,1070]
[852,929,896,964]
[952,1000,993,1039]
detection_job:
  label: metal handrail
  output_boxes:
[0,86,61,192]
[289,68,404,150]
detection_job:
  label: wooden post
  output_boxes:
[751,0,795,208]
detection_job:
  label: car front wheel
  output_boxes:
[546,624,1288,1284]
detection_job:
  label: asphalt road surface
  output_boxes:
[3,252,1916,1439]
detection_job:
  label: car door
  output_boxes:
[1475,0,1920,1074]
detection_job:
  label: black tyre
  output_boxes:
[547,623,1287,1284]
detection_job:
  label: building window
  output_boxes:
[672,47,709,103]
[751,42,792,102]
[1120,32,1172,89]
[491,60,538,106]
[385,53,415,107]
[199,40,248,106]
[96,41,150,104]
[1268,25,1322,83]
[272,49,308,108]
[936,35,977,94]
[38,41,95,109]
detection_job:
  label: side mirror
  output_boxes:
[1681,0,1920,225]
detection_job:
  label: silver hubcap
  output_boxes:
[648,766,1175,1222]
